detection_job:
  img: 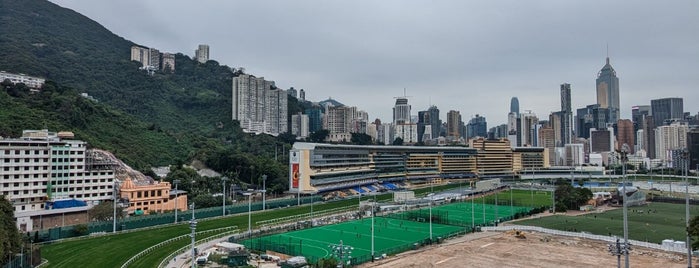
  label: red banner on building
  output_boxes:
[292,163,299,188]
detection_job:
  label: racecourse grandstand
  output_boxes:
[288,143,480,194]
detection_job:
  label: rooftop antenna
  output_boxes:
[606,43,610,64]
[394,88,413,99]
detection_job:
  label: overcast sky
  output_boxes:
[51,0,699,126]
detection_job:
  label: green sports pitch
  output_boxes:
[242,217,466,264]
[516,202,699,244]
[241,194,543,265]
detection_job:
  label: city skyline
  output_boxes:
[50,0,699,125]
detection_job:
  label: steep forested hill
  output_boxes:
[0,0,291,191]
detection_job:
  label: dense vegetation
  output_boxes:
[0,196,22,267]
[0,0,293,193]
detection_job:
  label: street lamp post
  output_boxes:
[682,149,692,268]
[620,144,630,268]
[221,177,228,216]
[262,175,267,211]
[174,180,180,223]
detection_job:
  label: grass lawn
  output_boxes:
[516,202,699,243]
[41,199,365,268]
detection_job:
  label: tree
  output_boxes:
[88,201,124,222]
[688,216,699,250]
[308,130,329,143]
[554,183,593,211]
[0,195,22,266]
[392,137,404,146]
[350,133,373,145]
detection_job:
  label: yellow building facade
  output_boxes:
[119,178,187,215]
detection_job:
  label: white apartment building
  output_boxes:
[161,52,176,72]
[0,130,115,214]
[195,44,210,63]
[130,46,160,69]
[0,71,45,89]
[232,74,288,135]
[394,123,418,144]
[655,122,689,162]
[291,113,309,138]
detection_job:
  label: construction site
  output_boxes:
[360,230,690,268]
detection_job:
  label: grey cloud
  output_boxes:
[51,0,699,125]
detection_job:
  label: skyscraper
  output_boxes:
[616,119,635,154]
[643,116,657,158]
[417,105,440,143]
[466,114,488,139]
[560,83,573,145]
[654,122,689,162]
[596,57,620,123]
[651,98,684,126]
[520,111,539,146]
[631,105,651,132]
[510,97,520,116]
[447,110,462,139]
[393,97,411,124]
[687,128,699,169]
[231,74,287,135]
[299,89,306,102]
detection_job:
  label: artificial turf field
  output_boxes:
[242,199,536,264]
[516,202,699,244]
[243,217,465,263]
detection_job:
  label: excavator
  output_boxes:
[505,229,527,239]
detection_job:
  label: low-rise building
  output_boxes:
[119,178,187,215]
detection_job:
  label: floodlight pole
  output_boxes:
[222,177,228,216]
[429,178,433,242]
[113,180,117,233]
[471,191,475,230]
[189,203,197,268]
[262,174,267,211]
[620,145,629,268]
[510,184,513,218]
[371,195,375,261]
[174,180,180,224]
[244,192,252,237]
[683,149,692,268]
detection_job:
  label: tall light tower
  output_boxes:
[429,178,433,242]
[329,240,353,268]
[261,174,267,211]
[620,144,630,268]
[682,149,692,268]
[113,180,117,233]
[243,192,252,238]
[174,180,181,223]
[371,195,375,262]
[221,177,228,216]
[189,203,197,268]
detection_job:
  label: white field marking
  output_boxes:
[480,242,494,248]
[435,257,456,265]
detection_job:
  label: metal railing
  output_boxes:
[121,226,238,268]
[156,229,240,268]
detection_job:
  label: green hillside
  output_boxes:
[0,0,291,190]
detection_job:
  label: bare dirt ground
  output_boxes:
[358,231,691,268]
